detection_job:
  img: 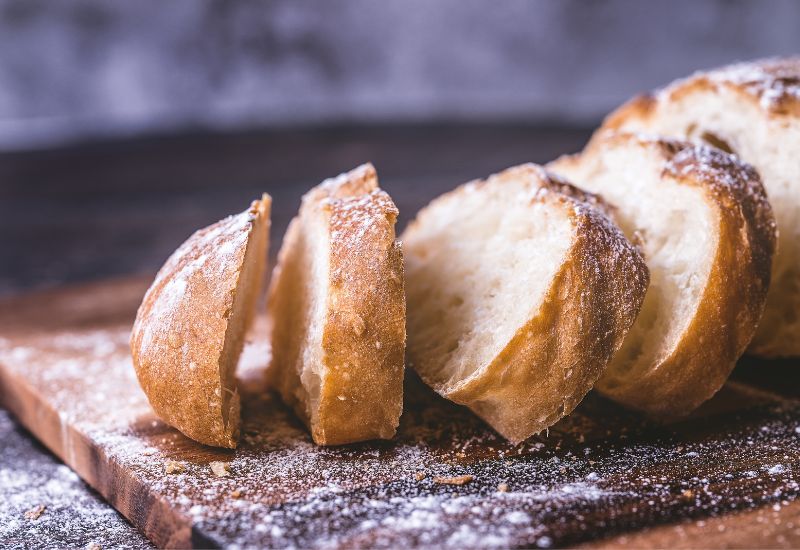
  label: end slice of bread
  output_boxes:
[267,163,405,446]
[549,133,776,415]
[601,57,800,357]
[402,164,649,443]
[131,195,272,448]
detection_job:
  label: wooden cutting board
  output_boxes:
[1,277,800,549]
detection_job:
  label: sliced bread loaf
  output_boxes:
[131,195,272,448]
[267,164,405,445]
[601,57,799,357]
[549,133,776,415]
[402,164,649,443]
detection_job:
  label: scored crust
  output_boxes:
[601,57,799,357]
[130,195,272,448]
[550,133,776,416]
[267,163,405,446]
[402,164,649,443]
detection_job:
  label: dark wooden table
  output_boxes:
[0,124,593,548]
[0,124,591,295]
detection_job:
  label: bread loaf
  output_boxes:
[131,195,272,448]
[402,164,648,443]
[601,57,798,357]
[550,133,776,415]
[267,164,405,445]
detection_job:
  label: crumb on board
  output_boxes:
[210,461,231,477]
[433,474,474,486]
[497,482,509,492]
[165,460,185,474]
[24,504,46,520]
[414,471,426,481]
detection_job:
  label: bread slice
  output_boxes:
[600,57,799,357]
[130,195,272,448]
[267,163,405,446]
[402,164,649,443]
[549,133,776,416]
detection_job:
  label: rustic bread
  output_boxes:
[601,57,799,357]
[267,163,405,446]
[402,164,649,443]
[130,195,272,448]
[549,133,776,416]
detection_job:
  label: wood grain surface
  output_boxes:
[1,277,800,548]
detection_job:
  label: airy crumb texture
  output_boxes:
[601,57,799,357]
[130,195,272,448]
[550,133,776,416]
[267,163,405,445]
[403,164,649,443]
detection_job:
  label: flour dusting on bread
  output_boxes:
[131,195,272,448]
[267,164,405,446]
[403,163,648,443]
[602,57,800,357]
[550,133,775,415]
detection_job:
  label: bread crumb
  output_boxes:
[210,461,231,477]
[682,489,694,499]
[165,460,185,474]
[230,489,242,499]
[434,474,473,485]
[24,504,46,520]
[414,471,426,481]
[497,482,509,492]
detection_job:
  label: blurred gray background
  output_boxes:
[2,0,800,295]
[1,0,800,149]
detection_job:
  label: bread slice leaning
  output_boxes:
[267,163,405,446]
[131,195,272,448]
[402,164,649,444]
[601,57,800,357]
[549,133,776,416]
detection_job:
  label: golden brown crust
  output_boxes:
[618,137,775,414]
[406,164,649,443]
[130,195,272,448]
[555,133,776,416]
[600,59,798,358]
[605,57,800,129]
[268,164,405,445]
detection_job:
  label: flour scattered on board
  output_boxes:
[0,411,151,548]
[3,323,800,548]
